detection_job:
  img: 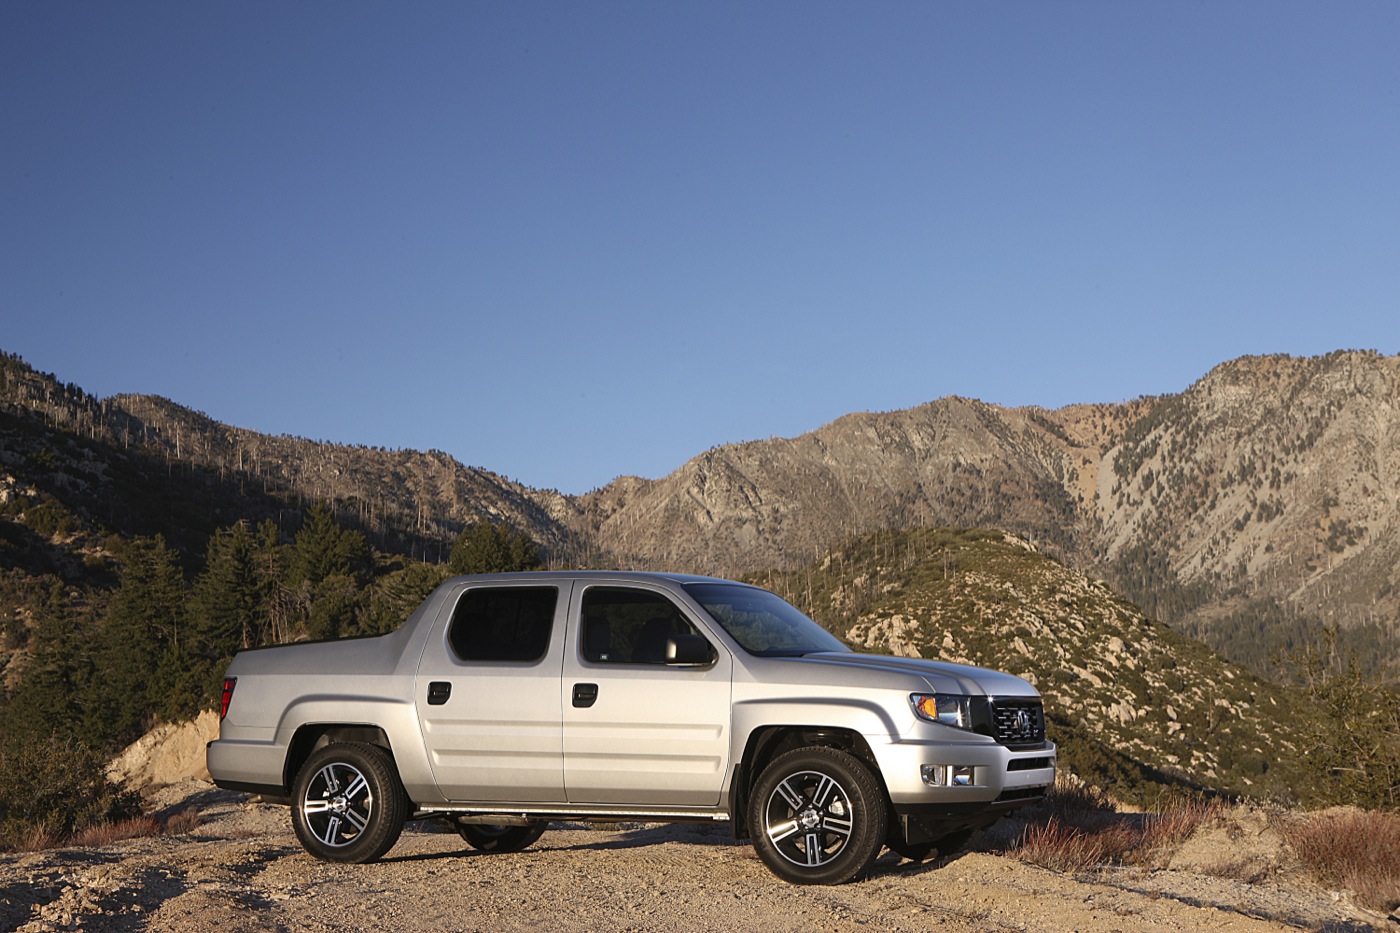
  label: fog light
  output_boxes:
[921,765,976,787]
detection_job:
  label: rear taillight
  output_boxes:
[220,677,237,720]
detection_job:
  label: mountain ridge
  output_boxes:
[4,347,1397,675]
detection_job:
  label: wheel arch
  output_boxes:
[730,725,887,840]
[284,723,394,792]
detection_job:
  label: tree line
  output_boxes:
[0,506,542,757]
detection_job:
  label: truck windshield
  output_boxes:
[682,583,850,657]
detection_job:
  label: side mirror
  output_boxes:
[666,634,714,666]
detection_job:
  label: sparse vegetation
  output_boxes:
[756,526,1315,807]
[1003,780,1224,872]
[1012,817,1140,872]
[1004,774,1400,916]
[1282,808,1400,913]
[1285,627,1400,809]
[162,805,203,836]
[0,735,142,851]
[66,816,162,849]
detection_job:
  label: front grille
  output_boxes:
[1007,756,1053,772]
[990,699,1046,746]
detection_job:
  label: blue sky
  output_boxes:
[4,2,1397,494]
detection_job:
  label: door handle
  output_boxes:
[572,683,598,708]
[427,681,452,705]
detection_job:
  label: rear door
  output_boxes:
[561,583,733,806]
[414,582,568,802]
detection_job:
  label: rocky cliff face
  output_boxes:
[573,397,1088,574]
[574,350,1400,671]
[1086,352,1400,641]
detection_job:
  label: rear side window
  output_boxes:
[580,586,701,664]
[448,587,558,662]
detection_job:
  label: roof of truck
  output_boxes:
[442,570,749,587]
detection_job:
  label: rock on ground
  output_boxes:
[107,712,221,791]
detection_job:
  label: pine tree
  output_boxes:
[286,505,372,641]
[190,522,262,650]
[306,574,361,640]
[448,522,543,575]
[256,518,296,645]
[361,562,450,635]
[1,582,90,744]
[290,503,371,587]
[179,521,264,714]
[89,535,186,746]
[1289,627,1400,808]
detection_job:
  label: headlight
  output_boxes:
[911,694,973,730]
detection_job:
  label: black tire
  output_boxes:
[454,822,547,853]
[748,746,887,885]
[292,742,407,863]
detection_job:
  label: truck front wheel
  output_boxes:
[748,746,887,884]
[292,742,407,863]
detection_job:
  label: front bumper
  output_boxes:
[875,737,1057,809]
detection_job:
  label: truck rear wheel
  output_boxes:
[454,822,547,852]
[748,746,886,884]
[292,742,406,863]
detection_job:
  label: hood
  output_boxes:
[795,652,1040,698]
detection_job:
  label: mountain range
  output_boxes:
[3,348,1397,678]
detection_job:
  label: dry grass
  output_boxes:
[1282,809,1400,913]
[1007,782,1223,872]
[1134,797,1226,859]
[163,806,203,835]
[16,823,62,853]
[69,816,161,847]
[4,806,203,853]
[1013,817,1140,872]
[1198,857,1273,885]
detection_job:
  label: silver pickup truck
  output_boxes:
[207,571,1055,884]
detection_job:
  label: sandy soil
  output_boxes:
[0,781,1389,933]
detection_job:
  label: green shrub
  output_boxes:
[21,499,78,539]
[0,735,142,850]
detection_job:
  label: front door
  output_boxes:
[562,584,732,806]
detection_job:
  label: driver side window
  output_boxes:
[580,587,701,664]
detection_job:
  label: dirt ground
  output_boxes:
[0,781,1390,933]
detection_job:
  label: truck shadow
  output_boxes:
[379,822,968,885]
[537,821,746,851]
[379,821,745,864]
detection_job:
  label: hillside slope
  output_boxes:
[754,528,1314,805]
[1086,352,1400,665]
[573,397,1088,573]
[0,353,576,563]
